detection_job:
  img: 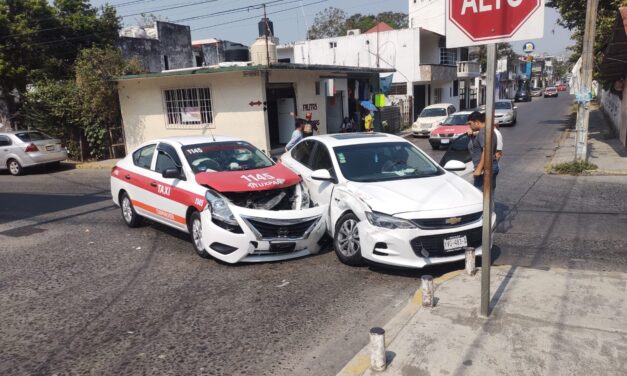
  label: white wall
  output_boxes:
[409,0,445,35]
[600,86,627,147]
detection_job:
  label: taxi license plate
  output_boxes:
[443,235,467,251]
[46,145,55,151]
[440,139,450,144]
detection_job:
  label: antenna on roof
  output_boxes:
[205,126,216,142]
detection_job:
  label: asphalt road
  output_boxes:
[1,94,626,375]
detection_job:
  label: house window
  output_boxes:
[434,88,442,103]
[453,80,459,96]
[163,88,213,128]
[439,48,457,65]
[315,81,321,95]
[329,41,337,48]
[389,83,407,95]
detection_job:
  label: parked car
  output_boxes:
[429,110,475,150]
[494,100,517,126]
[411,103,456,137]
[281,133,494,269]
[530,87,543,97]
[556,83,567,92]
[110,136,326,264]
[514,89,531,102]
[0,131,67,176]
[544,87,558,98]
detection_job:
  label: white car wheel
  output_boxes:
[189,211,210,259]
[8,159,22,176]
[334,213,364,266]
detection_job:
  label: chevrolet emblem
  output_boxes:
[445,217,462,225]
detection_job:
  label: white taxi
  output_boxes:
[111,136,326,263]
[281,133,494,269]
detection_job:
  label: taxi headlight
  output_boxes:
[292,182,311,209]
[366,211,416,230]
[205,189,238,226]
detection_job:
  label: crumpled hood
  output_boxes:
[346,173,482,215]
[195,163,301,193]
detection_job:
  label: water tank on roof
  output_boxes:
[225,47,250,62]
[258,18,274,37]
[251,37,277,65]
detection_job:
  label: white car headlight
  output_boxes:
[365,211,416,230]
[292,182,311,209]
[205,189,238,226]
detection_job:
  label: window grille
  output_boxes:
[439,48,457,65]
[163,88,213,128]
[389,83,407,95]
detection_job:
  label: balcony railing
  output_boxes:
[456,61,481,78]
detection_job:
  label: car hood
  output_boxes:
[495,109,512,115]
[414,116,446,126]
[432,125,467,135]
[195,163,301,192]
[345,173,482,215]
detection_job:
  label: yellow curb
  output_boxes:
[337,269,463,376]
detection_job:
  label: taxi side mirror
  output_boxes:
[163,167,184,180]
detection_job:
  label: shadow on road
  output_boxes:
[0,162,76,176]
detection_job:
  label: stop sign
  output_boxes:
[446,0,544,48]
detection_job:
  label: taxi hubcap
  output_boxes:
[192,219,203,249]
[122,198,133,222]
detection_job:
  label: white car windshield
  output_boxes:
[420,108,447,117]
[333,142,443,182]
[182,141,274,174]
[495,102,512,110]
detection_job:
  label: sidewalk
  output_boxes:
[551,104,627,175]
[339,265,627,376]
[67,159,120,169]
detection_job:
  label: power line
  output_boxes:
[120,0,220,18]
[173,0,302,23]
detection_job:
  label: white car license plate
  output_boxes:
[443,235,467,251]
[46,145,55,151]
[440,139,450,144]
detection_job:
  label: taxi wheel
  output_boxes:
[120,192,143,228]
[334,213,364,266]
[7,159,23,176]
[188,211,210,259]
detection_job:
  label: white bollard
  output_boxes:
[465,247,476,276]
[421,275,434,307]
[369,327,386,372]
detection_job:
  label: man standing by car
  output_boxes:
[286,119,304,151]
[467,111,499,191]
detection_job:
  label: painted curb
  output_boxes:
[336,270,463,376]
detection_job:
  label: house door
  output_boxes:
[278,98,296,144]
[326,92,344,134]
[413,85,426,121]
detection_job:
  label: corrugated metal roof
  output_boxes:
[116,63,395,81]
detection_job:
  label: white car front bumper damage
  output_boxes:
[357,213,496,269]
[200,205,328,263]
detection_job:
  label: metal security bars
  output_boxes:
[163,88,213,128]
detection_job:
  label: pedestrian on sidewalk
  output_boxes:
[467,111,499,191]
[364,111,374,132]
[495,123,503,163]
[285,119,304,151]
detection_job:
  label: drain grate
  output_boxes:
[0,226,47,237]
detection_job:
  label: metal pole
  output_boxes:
[481,43,496,318]
[575,0,599,161]
[263,4,270,67]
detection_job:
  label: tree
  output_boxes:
[476,43,519,72]
[135,13,168,28]
[547,0,627,79]
[307,7,347,39]
[307,8,408,39]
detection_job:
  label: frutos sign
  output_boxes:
[446,0,545,48]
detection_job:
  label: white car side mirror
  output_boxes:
[443,160,466,171]
[311,169,336,183]
[514,106,518,109]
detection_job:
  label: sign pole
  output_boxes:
[480,43,496,318]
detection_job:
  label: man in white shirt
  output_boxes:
[285,120,304,151]
[494,124,503,161]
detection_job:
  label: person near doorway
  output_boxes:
[340,117,355,133]
[285,119,304,151]
[466,111,499,191]
[364,111,374,132]
[303,112,319,137]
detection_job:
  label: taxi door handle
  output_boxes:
[150,182,158,188]
[124,174,131,180]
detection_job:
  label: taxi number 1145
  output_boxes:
[241,173,275,182]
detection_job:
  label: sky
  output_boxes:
[94,0,574,56]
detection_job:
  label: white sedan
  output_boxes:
[281,133,494,269]
[111,136,326,263]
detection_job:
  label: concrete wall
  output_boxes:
[600,85,627,147]
[409,0,445,34]
[118,72,269,152]
[118,37,162,73]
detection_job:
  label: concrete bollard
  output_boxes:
[421,275,434,307]
[369,327,386,371]
[465,247,476,276]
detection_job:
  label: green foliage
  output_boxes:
[550,160,598,175]
[476,43,519,71]
[307,7,408,39]
[547,0,627,80]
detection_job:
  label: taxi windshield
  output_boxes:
[182,141,274,174]
[442,114,469,125]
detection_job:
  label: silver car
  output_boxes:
[0,131,68,176]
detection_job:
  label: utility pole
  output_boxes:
[263,3,270,67]
[575,0,599,161]
[480,43,496,318]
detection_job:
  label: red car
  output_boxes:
[556,84,567,92]
[544,87,558,98]
[428,110,474,150]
